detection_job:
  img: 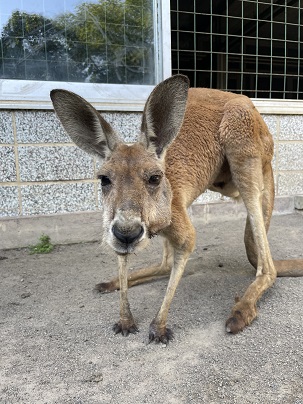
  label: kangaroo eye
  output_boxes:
[148,175,161,185]
[98,175,111,186]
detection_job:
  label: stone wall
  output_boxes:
[1,109,303,218]
[0,110,141,217]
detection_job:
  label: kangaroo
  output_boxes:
[50,75,303,343]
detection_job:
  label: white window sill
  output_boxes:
[0,80,154,111]
[1,79,303,114]
[252,99,303,115]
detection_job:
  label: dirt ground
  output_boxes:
[0,212,303,404]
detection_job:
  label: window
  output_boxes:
[171,0,303,99]
[0,0,170,109]
[1,0,154,84]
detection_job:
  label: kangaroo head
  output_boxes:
[50,75,189,254]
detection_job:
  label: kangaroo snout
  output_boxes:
[112,222,144,245]
[109,209,147,253]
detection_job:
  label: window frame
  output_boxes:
[0,0,171,111]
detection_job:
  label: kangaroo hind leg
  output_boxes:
[225,157,277,334]
[243,163,303,277]
[244,162,274,270]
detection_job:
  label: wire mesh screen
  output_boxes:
[171,0,303,99]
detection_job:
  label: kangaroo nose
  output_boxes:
[112,223,144,245]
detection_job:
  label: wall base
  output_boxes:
[0,211,103,250]
[0,195,301,250]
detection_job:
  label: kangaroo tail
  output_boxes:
[274,259,303,277]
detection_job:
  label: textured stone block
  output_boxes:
[21,183,96,215]
[18,146,94,182]
[0,111,14,144]
[278,144,303,170]
[261,115,278,140]
[102,112,142,142]
[279,115,303,140]
[194,190,229,204]
[0,186,19,216]
[0,147,17,182]
[97,181,103,209]
[277,172,303,196]
[15,111,69,143]
[272,142,278,171]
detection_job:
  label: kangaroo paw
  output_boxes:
[113,320,139,337]
[95,280,119,293]
[225,303,257,334]
[148,322,174,344]
[225,311,247,334]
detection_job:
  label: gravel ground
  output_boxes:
[0,212,303,404]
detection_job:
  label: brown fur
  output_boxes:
[50,75,303,343]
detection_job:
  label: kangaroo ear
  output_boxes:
[50,90,121,160]
[140,74,189,158]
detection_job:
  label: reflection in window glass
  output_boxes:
[0,0,155,85]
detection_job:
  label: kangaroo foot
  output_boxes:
[225,301,257,334]
[113,320,138,337]
[95,280,119,293]
[148,321,174,344]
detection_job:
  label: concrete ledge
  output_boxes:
[0,195,297,250]
[0,211,103,250]
[294,195,303,210]
[190,195,295,223]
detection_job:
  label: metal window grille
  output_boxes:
[171,0,303,99]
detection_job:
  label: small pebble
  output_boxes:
[21,292,31,299]
[85,373,103,383]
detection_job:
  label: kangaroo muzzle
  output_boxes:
[112,222,144,245]
[109,208,147,253]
